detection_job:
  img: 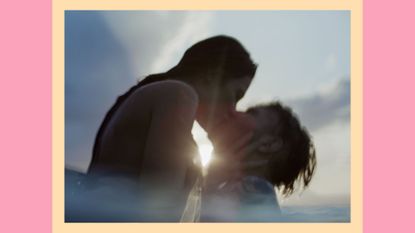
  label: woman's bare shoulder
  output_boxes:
[141,79,199,102]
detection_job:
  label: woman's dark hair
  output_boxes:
[247,102,317,197]
[167,35,257,81]
[91,35,256,172]
[138,35,257,86]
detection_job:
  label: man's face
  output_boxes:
[197,75,253,132]
[249,108,280,136]
[248,107,284,155]
[208,110,256,158]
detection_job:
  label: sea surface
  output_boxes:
[65,170,350,222]
[278,205,350,222]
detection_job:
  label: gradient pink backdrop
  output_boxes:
[1,0,414,232]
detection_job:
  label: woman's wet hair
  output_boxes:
[138,35,257,86]
[168,35,257,81]
[247,102,317,197]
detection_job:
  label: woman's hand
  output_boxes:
[208,111,256,158]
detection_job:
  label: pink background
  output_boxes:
[1,0,414,232]
[0,0,51,232]
[364,0,415,232]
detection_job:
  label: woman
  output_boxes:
[66,35,257,222]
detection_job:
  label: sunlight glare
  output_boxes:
[198,144,213,167]
[191,122,214,168]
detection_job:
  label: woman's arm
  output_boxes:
[137,81,200,220]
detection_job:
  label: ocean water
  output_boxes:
[278,206,350,222]
[65,170,350,222]
[199,204,350,222]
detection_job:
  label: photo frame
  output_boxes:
[54,0,362,232]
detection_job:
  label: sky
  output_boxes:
[65,11,350,206]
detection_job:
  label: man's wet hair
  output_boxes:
[246,101,317,197]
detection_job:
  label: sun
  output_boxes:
[192,122,214,168]
[198,144,213,167]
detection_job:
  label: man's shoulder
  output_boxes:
[240,176,275,194]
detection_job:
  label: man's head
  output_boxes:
[245,102,317,196]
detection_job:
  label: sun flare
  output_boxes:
[198,144,213,167]
[192,122,214,168]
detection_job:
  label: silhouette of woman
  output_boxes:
[71,35,257,221]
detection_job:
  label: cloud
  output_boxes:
[148,12,214,73]
[272,78,351,201]
[285,78,350,132]
[65,11,214,172]
[279,78,350,199]
[102,11,214,76]
[324,52,338,73]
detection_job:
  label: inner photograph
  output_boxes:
[64,10,350,222]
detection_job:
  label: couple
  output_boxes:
[65,35,316,222]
